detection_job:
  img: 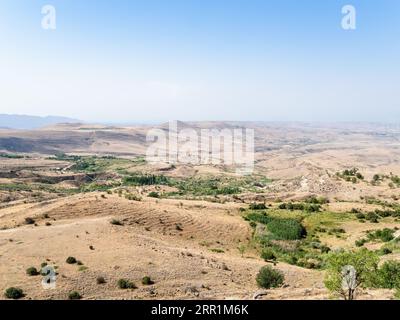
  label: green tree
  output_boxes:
[324,249,379,300]
[377,260,400,289]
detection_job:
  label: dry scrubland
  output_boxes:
[0,122,400,300]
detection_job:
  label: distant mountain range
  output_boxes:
[0,114,80,130]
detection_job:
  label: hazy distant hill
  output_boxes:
[0,114,80,130]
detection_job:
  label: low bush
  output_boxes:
[256,266,284,289]
[110,219,123,226]
[26,267,39,276]
[355,239,368,247]
[356,213,366,220]
[96,277,106,284]
[367,228,395,242]
[24,217,35,225]
[117,279,136,289]
[261,248,276,261]
[378,247,393,255]
[278,202,320,212]
[366,212,379,223]
[148,191,160,198]
[142,276,154,285]
[249,203,267,210]
[331,228,346,234]
[245,212,272,225]
[304,196,329,204]
[377,260,400,289]
[66,256,77,264]
[4,287,24,299]
[68,291,82,300]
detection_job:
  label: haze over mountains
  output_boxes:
[0,114,80,130]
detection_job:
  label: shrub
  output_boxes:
[68,291,82,300]
[305,204,321,212]
[267,218,306,240]
[110,219,123,226]
[117,279,136,289]
[96,277,106,284]
[320,245,331,254]
[278,202,320,212]
[356,213,365,220]
[148,191,160,198]
[142,276,154,285]
[305,196,329,204]
[4,287,24,299]
[367,228,395,242]
[377,260,400,289]
[249,203,266,210]
[355,239,367,247]
[366,212,379,223]
[66,256,77,264]
[24,217,35,225]
[256,266,284,289]
[245,212,272,225]
[26,267,39,276]
[378,247,392,255]
[249,221,257,228]
[331,228,346,234]
[261,248,276,261]
[123,174,170,186]
[395,288,400,300]
[125,194,142,201]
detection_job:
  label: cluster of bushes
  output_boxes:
[304,196,329,204]
[70,157,99,172]
[80,182,118,193]
[118,278,137,289]
[244,211,330,269]
[0,153,24,159]
[356,209,400,223]
[336,168,364,183]
[172,178,241,196]
[148,191,160,198]
[123,174,170,186]
[278,202,321,212]
[367,228,396,242]
[244,212,271,225]
[390,175,400,187]
[324,249,400,300]
[117,276,154,289]
[355,228,395,247]
[267,218,307,240]
[124,193,142,201]
[245,212,306,240]
[376,260,400,289]
[260,236,327,269]
[249,203,267,210]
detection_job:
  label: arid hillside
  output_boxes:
[0,122,399,300]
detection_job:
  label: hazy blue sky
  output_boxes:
[0,0,399,122]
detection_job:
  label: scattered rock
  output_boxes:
[253,290,268,300]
